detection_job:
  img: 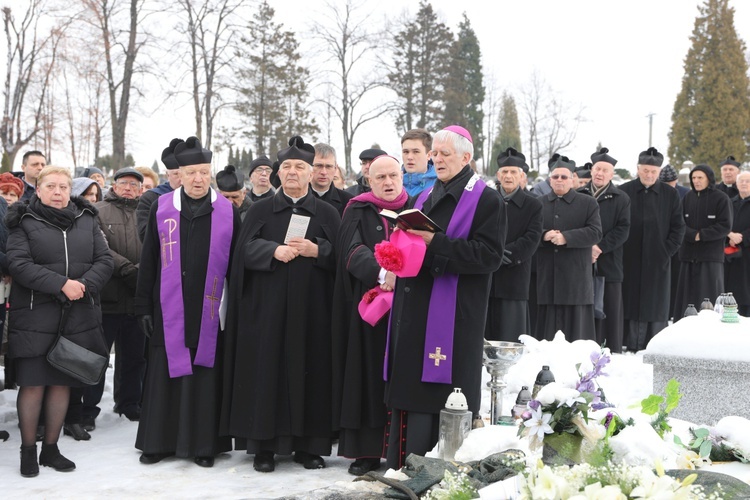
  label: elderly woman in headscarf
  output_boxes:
[673,164,732,320]
[332,155,409,476]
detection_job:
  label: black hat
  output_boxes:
[174,136,212,167]
[216,165,244,192]
[113,167,144,183]
[277,136,315,165]
[359,148,387,162]
[719,155,741,168]
[590,147,617,166]
[497,147,528,173]
[659,164,678,182]
[548,153,575,172]
[161,138,184,170]
[249,155,273,175]
[575,164,592,179]
[638,147,664,167]
[270,160,281,189]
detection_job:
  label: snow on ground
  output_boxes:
[1,330,747,498]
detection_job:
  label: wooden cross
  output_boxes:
[429,347,447,366]
[205,277,220,319]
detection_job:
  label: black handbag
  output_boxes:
[593,263,606,320]
[46,300,108,385]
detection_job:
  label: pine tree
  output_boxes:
[388,1,453,133]
[235,1,317,158]
[227,145,235,166]
[443,13,485,162]
[488,92,522,176]
[668,0,750,168]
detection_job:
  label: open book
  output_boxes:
[379,209,443,233]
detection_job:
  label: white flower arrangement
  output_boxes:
[519,460,724,500]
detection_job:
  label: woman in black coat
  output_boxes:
[673,164,732,320]
[6,166,113,477]
[725,172,750,316]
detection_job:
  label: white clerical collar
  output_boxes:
[252,187,270,196]
[311,186,330,197]
[284,192,305,204]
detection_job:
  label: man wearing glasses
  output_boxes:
[248,156,276,202]
[536,154,602,341]
[311,143,353,217]
[82,167,146,429]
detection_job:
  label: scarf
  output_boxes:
[30,194,78,230]
[347,189,409,212]
[592,181,611,200]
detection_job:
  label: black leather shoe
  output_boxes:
[39,443,75,472]
[253,452,275,473]
[294,451,325,470]
[139,452,173,464]
[63,424,91,441]
[348,457,381,476]
[194,456,214,468]
[119,407,141,422]
[81,417,96,432]
[20,445,39,478]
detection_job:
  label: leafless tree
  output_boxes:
[518,70,584,172]
[79,0,148,171]
[1,0,64,170]
[311,0,392,175]
[483,72,501,173]
[175,0,240,150]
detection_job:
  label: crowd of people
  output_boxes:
[0,124,748,482]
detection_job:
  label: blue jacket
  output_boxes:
[402,160,437,197]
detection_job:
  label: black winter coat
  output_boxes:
[537,189,602,305]
[679,167,732,264]
[620,179,685,322]
[725,195,750,304]
[95,189,141,314]
[314,186,354,217]
[578,182,631,283]
[490,187,542,300]
[385,166,506,415]
[5,196,114,358]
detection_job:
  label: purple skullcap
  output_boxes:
[443,125,473,144]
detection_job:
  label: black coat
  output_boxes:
[384,166,506,415]
[725,195,750,304]
[345,176,370,196]
[134,188,241,348]
[578,182,631,283]
[221,189,341,441]
[6,197,114,358]
[536,189,602,305]
[679,184,732,264]
[490,187,542,300]
[314,186,354,217]
[136,182,174,242]
[331,199,406,434]
[717,182,739,200]
[620,179,685,322]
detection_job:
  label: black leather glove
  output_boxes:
[138,315,154,338]
[501,249,513,266]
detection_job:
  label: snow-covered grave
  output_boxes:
[644,310,750,425]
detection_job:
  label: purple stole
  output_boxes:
[383,174,486,384]
[156,188,233,378]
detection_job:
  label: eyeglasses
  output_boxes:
[313,164,336,171]
[550,175,570,180]
[253,167,273,175]
[115,180,141,188]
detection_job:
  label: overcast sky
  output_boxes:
[8,0,750,175]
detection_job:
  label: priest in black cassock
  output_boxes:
[135,136,240,468]
[331,155,409,476]
[725,172,750,316]
[578,148,630,353]
[383,126,506,470]
[716,156,741,199]
[486,147,542,341]
[620,148,685,351]
[535,154,602,341]
[221,136,341,473]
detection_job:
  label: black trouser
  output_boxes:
[83,313,146,419]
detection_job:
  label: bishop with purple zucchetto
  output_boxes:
[382,125,507,470]
[135,136,240,468]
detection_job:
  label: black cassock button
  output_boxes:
[376,225,383,231]
[293,208,298,214]
[404,287,411,293]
